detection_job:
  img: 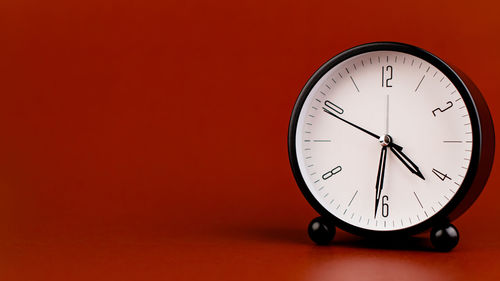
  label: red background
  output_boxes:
[1,0,500,280]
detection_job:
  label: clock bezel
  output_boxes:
[288,42,482,237]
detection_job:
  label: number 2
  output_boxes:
[432,101,453,116]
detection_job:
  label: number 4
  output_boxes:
[432,168,451,181]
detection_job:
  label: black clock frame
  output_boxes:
[288,42,494,238]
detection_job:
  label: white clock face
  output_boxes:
[295,50,473,231]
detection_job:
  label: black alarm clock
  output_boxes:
[288,42,494,251]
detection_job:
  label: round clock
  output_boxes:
[288,42,495,251]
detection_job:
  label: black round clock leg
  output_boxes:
[308,216,336,245]
[430,224,459,252]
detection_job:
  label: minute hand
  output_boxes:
[322,107,380,139]
[389,144,425,180]
[322,108,403,150]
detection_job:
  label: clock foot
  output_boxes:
[308,216,336,245]
[430,223,459,252]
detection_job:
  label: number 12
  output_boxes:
[382,65,393,87]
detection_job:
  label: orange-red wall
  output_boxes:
[0,0,499,259]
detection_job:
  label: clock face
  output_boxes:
[291,47,477,232]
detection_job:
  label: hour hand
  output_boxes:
[389,145,425,180]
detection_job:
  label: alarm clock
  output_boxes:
[288,42,494,251]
